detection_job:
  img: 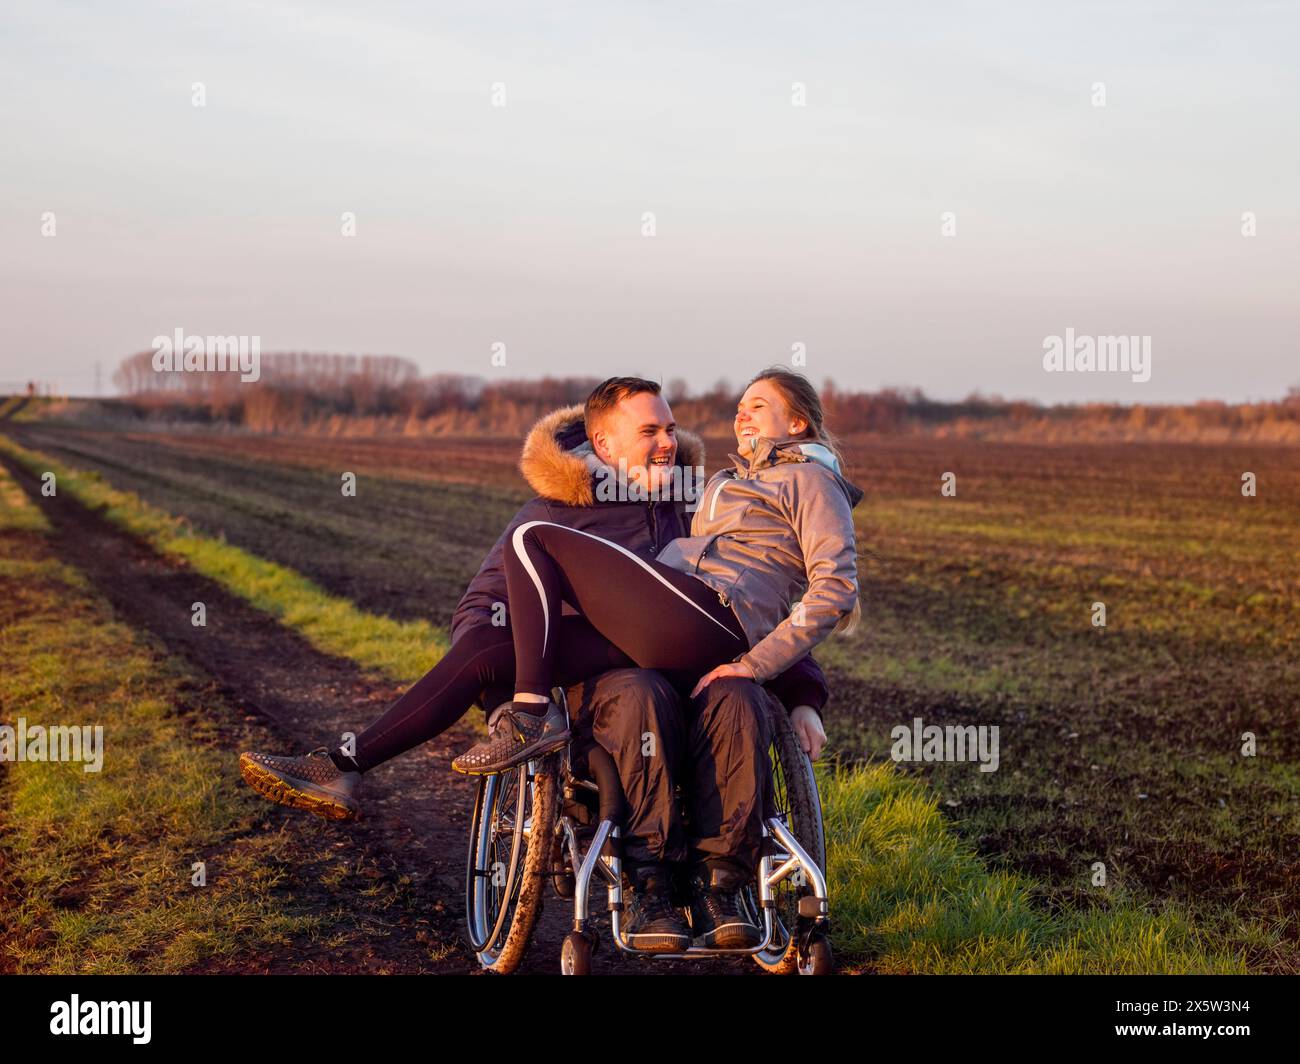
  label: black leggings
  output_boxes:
[505,521,750,698]
[349,617,634,772]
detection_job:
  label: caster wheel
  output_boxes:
[561,931,593,975]
[797,934,833,976]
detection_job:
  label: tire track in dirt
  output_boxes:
[0,449,743,975]
[1,450,489,971]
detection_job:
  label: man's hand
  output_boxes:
[690,661,755,699]
[790,706,826,760]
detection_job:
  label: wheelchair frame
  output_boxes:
[465,689,833,975]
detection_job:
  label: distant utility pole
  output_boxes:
[94,362,103,397]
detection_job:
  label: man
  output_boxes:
[447,377,829,950]
[241,378,828,951]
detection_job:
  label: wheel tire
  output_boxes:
[751,699,827,975]
[560,931,593,975]
[798,934,834,976]
[466,756,559,974]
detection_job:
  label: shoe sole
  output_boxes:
[451,729,570,776]
[625,932,692,953]
[701,922,763,950]
[240,755,358,822]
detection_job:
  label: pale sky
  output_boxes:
[2,0,1297,403]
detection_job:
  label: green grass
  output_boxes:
[0,395,52,422]
[0,433,445,684]
[0,464,49,534]
[0,465,349,972]
[821,760,1244,973]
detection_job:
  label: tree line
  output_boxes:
[107,350,1300,441]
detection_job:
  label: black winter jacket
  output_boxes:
[449,405,830,715]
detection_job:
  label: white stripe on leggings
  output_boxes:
[509,520,742,661]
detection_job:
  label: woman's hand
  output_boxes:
[690,661,755,699]
[790,705,827,760]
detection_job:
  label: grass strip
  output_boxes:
[820,761,1243,973]
[0,464,347,972]
[0,433,445,683]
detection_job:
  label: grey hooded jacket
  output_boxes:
[656,436,863,683]
[449,406,832,713]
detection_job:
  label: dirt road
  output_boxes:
[1,451,746,975]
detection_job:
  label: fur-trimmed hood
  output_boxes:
[518,404,705,506]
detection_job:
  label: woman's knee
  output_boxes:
[511,519,570,557]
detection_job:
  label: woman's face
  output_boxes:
[734,380,809,450]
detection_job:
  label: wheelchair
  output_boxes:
[465,688,832,975]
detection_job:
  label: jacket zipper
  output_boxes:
[692,531,735,608]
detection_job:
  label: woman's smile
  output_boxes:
[734,379,808,448]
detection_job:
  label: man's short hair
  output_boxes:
[584,376,662,435]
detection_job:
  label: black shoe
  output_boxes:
[451,700,569,775]
[690,862,762,949]
[623,866,691,953]
[239,747,361,822]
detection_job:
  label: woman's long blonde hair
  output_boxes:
[747,367,861,636]
[746,367,846,471]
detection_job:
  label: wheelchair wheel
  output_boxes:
[465,755,559,973]
[746,700,828,975]
[560,930,594,975]
[798,933,833,976]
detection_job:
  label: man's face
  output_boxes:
[590,391,678,493]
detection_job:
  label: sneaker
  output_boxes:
[239,747,361,822]
[689,862,762,949]
[451,700,569,775]
[623,866,691,953]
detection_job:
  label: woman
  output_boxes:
[450,367,862,774]
[240,368,859,818]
